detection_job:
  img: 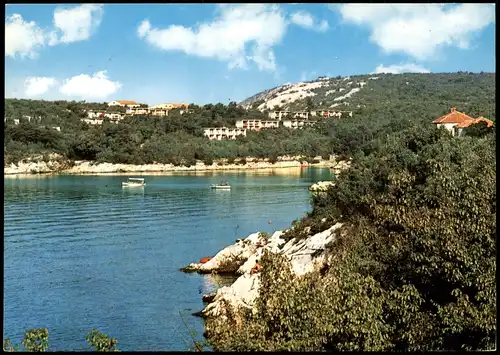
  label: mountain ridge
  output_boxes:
[239,72,496,117]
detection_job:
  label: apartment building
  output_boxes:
[126,107,150,115]
[268,111,291,120]
[235,119,280,131]
[108,100,140,108]
[268,110,353,120]
[282,119,317,129]
[87,111,124,120]
[203,127,247,140]
[311,110,353,118]
[149,107,169,117]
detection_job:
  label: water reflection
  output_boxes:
[202,274,239,294]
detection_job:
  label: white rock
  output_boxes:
[283,223,342,276]
[202,223,343,318]
[198,240,258,273]
[309,181,335,192]
[202,273,261,317]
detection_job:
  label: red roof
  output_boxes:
[455,117,494,128]
[115,100,137,105]
[432,108,474,124]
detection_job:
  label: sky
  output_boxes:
[5,3,496,105]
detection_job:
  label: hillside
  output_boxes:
[4,72,496,168]
[240,73,496,120]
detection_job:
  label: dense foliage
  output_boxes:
[205,122,496,351]
[3,72,496,351]
[3,328,118,352]
[4,73,495,166]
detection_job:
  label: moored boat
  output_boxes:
[210,184,231,190]
[122,177,145,187]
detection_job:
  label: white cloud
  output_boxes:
[59,71,121,99]
[290,11,328,32]
[5,14,46,58]
[50,4,104,45]
[336,4,495,60]
[138,4,287,71]
[373,63,430,74]
[138,4,327,71]
[24,77,57,96]
[5,5,104,59]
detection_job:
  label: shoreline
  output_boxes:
[4,157,347,176]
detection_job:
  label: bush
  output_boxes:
[206,126,496,351]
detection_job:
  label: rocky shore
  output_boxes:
[4,156,347,175]
[180,222,343,322]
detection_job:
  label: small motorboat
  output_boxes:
[122,177,145,187]
[210,180,231,189]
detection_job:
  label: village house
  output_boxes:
[454,116,494,136]
[431,108,494,136]
[235,119,280,131]
[107,100,140,108]
[203,127,247,140]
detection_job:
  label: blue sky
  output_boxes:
[5,4,496,105]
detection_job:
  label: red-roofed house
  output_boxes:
[454,117,494,136]
[432,108,475,136]
[432,108,494,136]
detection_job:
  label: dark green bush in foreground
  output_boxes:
[4,328,119,352]
[205,126,496,351]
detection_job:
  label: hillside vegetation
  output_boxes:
[3,72,496,350]
[205,74,496,351]
[4,72,495,167]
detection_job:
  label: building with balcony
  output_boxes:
[282,119,317,129]
[268,111,291,120]
[107,100,140,108]
[236,119,280,131]
[126,107,150,115]
[149,107,169,117]
[311,110,353,118]
[203,127,247,140]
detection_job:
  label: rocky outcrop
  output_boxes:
[281,224,341,276]
[4,156,342,175]
[309,181,335,193]
[187,224,343,319]
[180,232,262,274]
[331,159,352,174]
[4,160,72,174]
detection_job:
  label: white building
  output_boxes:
[235,119,280,131]
[203,127,247,140]
[107,100,140,108]
[432,108,493,137]
[268,111,291,120]
[126,107,150,115]
[282,119,317,129]
[311,110,352,118]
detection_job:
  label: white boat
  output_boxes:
[210,183,231,190]
[122,177,145,187]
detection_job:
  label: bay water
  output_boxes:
[3,168,332,351]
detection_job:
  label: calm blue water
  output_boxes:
[4,168,332,351]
